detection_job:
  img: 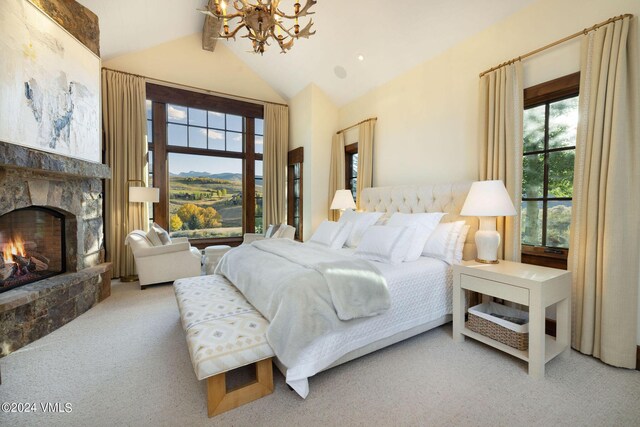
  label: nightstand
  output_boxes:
[452,260,571,378]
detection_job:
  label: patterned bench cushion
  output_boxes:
[174,275,275,380]
[174,275,255,330]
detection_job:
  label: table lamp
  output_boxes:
[330,189,356,216]
[460,180,516,264]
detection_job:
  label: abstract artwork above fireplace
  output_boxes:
[0,0,101,163]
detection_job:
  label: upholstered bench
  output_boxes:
[174,275,275,417]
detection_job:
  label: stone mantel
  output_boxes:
[0,141,111,180]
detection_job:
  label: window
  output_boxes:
[521,73,579,269]
[345,143,358,199]
[146,83,263,247]
[288,147,303,240]
[255,119,264,233]
[146,100,154,228]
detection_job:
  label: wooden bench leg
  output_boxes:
[207,358,274,417]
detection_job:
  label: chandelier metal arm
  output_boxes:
[275,0,317,19]
[274,20,315,40]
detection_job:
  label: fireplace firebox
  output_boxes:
[0,207,66,293]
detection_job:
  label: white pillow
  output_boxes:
[271,224,288,238]
[309,220,352,250]
[339,210,383,248]
[146,227,162,246]
[454,225,470,264]
[423,220,466,264]
[355,225,414,265]
[265,224,275,238]
[151,222,171,245]
[387,212,446,261]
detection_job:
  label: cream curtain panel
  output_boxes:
[478,62,524,262]
[356,120,376,209]
[328,133,345,221]
[102,69,148,278]
[570,16,639,368]
[264,103,289,226]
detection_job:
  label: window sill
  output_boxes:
[521,245,568,270]
[189,237,243,250]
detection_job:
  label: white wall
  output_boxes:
[336,0,640,344]
[289,84,338,241]
[104,33,286,104]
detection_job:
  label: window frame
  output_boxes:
[521,72,580,269]
[146,83,263,249]
[344,143,358,199]
[287,147,304,241]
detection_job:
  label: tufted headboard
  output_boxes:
[360,182,478,261]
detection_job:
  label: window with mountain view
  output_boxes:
[521,73,579,269]
[146,84,263,245]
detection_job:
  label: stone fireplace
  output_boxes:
[0,141,112,356]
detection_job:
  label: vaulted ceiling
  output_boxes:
[79,0,536,106]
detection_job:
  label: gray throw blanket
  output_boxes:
[215,239,390,367]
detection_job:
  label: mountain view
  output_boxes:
[168,171,263,239]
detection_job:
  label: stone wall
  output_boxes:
[30,0,100,56]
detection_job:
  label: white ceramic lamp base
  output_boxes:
[475,216,501,264]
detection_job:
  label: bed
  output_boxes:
[216,183,478,398]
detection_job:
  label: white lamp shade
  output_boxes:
[129,186,160,203]
[460,180,516,217]
[330,189,356,210]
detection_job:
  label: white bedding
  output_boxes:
[284,249,453,397]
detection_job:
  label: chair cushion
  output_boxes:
[174,275,274,380]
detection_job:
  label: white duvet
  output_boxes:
[217,241,452,398]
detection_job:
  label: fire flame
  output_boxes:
[2,236,25,262]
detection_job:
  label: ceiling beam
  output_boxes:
[202,0,221,52]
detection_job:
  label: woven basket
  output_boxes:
[467,312,529,351]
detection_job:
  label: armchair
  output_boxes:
[242,224,296,244]
[125,230,201,289]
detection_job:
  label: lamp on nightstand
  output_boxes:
[460,180,516,264]
[330,189,357,216]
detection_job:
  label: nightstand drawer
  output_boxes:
[460,274,529,305]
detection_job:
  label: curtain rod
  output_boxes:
[479,13,633,78]
[101,67,289,108]
[336,117,378,135]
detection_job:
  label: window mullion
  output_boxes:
[541,103,551,247]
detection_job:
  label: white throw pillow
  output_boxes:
[271,224,289,238]
[309,221,352,250]
[355,225,414,265]
[151,222,171,245]
[423,220,466,264]
[454,225,471,264]
[387,212,446,261]
[146,227,162,246]
[339,210,383,248]
[265,224,275,238]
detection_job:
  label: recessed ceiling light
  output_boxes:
[357,54,364,61]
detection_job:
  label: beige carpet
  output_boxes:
[1,280,639,427]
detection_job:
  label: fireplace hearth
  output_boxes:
[0,207,66,292]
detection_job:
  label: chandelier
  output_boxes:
[200,0,317,55]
